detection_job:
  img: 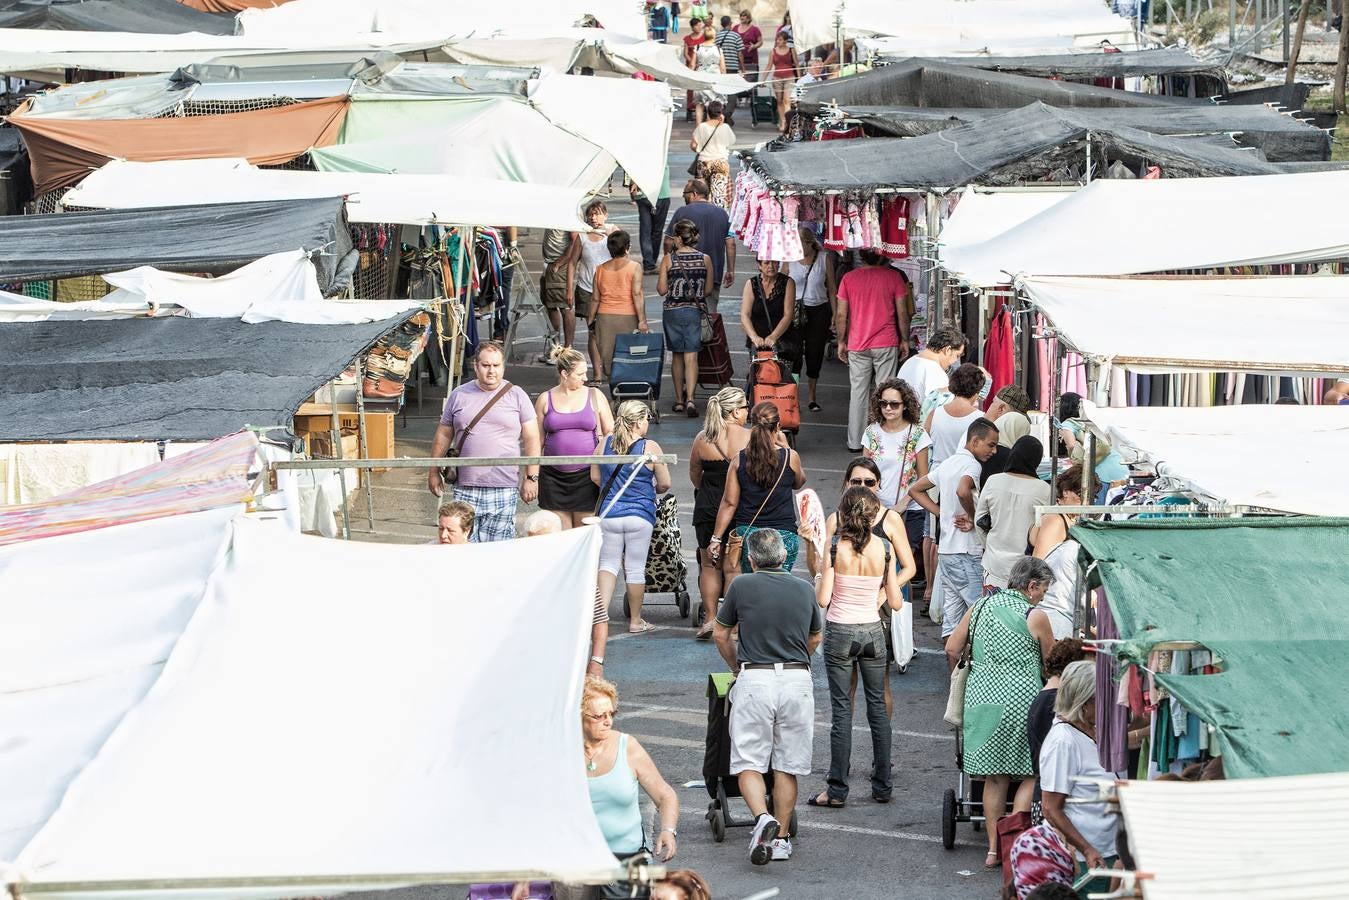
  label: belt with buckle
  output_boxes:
[741,662,809,671]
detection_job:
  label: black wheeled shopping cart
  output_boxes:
[703,673,798,843]
[941,730,1026,849]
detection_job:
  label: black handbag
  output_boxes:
[688,122,721,176]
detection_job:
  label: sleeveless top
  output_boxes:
[542,389,599,473]
[587,733,645,854]
[665,249,708,309]
[748,274,788,339]
[693,442,730,526]
[598,436,657,524]
[734,447,796,530]
[576,231,613,292]
[594,262,639,316]
[826,533,891,625]
[786,256,828,307]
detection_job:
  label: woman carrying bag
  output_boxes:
[688,99,735,207]
[739,258,798,364]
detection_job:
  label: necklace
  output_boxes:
[584,742,603,773]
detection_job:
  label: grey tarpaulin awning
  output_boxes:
[0,0,232,34]
[744,102,1280,191]
[925,48,1224,79]
[798,58,1200,115]
[0,314,411,441]
[843,103,1330,161]
[0,197,353,293]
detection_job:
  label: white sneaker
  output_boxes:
[769,837,793,861]
[748,814,780,866]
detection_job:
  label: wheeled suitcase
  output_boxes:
[643,493,691,617]
[610,330,665,420]
[697,311,734,389]
[746,350,800,435]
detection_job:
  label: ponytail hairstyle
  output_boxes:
[703,386,747,445]
[745,401,784,485]
[552,346,586,377]
[610,399,650,455]
[836,486,879,554]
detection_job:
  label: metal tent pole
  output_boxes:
[329,399,351,540]
[354,355,375,531]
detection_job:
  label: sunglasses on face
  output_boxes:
[879,400,903,409]
[849,477,878,487]
[585,710,615,722]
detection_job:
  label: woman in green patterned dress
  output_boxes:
[945,556,1056,868]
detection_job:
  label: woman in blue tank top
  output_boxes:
[582,676,680,876]
[591,401,672,634]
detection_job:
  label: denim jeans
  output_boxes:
[636,195,671,270]
[824,620,892,801]
[939,552,984,638]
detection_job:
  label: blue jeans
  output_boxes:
[939,552,984,637]
[824,620,891,801]
[637,195,670,270]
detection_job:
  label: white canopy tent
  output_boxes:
[1019,274,1349,375]
[1084,403,1349,515]
[1117,770,1349,899]
[0,28,448,75]
[788,0,1138,56]
[439,28,756,94]
[3,510,615,898]
[65,159,592,232]
[943,172,1349,286]
[236,0,648,41]
[0,251,423,324]
[938,186,1075,250]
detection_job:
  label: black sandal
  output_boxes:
[806,791,846,808]
[808,401,822,412]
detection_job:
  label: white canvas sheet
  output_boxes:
[439,29,755,94]
[0,29,447,75]
[313,98,621,196]
[65,159,591,231]
[0,508,238,863]
[943,172,1349,285]
[1020,275,1349,375]
[0,442,162,504]
[1118,770,1349,899]
[789,0,1137,56]
[1084,404,1349,515]
[237,0,648,41]
[939,187,1075,250]
[9,519,614,898]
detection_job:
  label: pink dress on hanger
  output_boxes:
[823,195,847,252]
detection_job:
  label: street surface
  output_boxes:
[350,113,994,900]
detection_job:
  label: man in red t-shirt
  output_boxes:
[835,249,911,450]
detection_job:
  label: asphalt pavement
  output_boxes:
[348,110,996,900]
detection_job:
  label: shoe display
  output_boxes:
[748,814,779,866]
[363,373,404,399]
[769,837,792,861]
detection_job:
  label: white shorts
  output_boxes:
[729,666,814,777]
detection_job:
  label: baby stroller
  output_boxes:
[703,672,798,843]
[941,730,1025,849]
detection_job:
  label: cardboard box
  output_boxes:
[306,432,359,460]
[294,406,396,473]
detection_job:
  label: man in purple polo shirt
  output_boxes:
[427,341,541,541]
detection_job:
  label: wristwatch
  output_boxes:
[661,827,678,836]
[590,655,605,666]
[526,474,539,482]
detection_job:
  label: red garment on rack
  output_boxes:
[820,125,864,141]
[823,194,847,252]
[879,196,909,259]
[982,297,1014,410]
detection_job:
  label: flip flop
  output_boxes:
[806,792,845,809]
[984,852,1000,869]
[628,621,656,634]
[808,401,822,412]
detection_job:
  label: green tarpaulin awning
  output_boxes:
[1071,517,1349,780]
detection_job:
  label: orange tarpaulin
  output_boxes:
[177,0,297,11]
[9,95,348,195]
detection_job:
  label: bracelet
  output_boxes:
[709,536,722,544]
[661,827,678,836]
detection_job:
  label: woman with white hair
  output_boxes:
[1040,659,1121,889]
[946,555,1056,868]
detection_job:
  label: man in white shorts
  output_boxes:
[713,529,822,865]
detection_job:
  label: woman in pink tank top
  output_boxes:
[809,487,907,808]
[534,348,615,528]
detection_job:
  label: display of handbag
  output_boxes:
[943,598,987,726]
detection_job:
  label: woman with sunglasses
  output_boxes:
[581,675,680,895]
[862,378,928,584]
[821,457,917,720]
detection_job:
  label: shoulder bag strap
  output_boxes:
[961,597,990,667]
[694,122,722,158]
[745,449,790,529]
[893,424,919,506]
[453,381,514,455]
